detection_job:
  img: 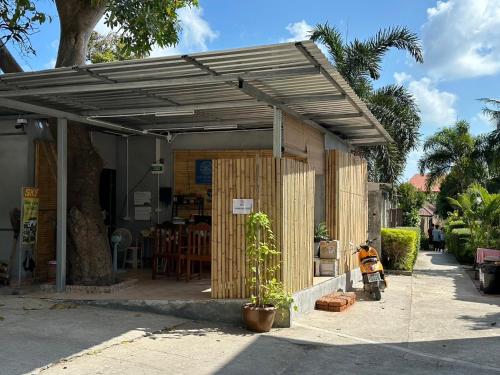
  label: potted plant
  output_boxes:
[242,212,294,332]
[314,222,330,257]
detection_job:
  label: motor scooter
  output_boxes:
[352,239,387,300]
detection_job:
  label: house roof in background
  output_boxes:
[0,41,392,145]
[418,203,436,217]
[409,174,440,192]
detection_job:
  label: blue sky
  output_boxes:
[6,0,500,181]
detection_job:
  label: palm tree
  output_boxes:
[310,24,423,183]
[476,99,500,192]
[418,120,484,192]
[448,183,500,250]
[480,98,500,129]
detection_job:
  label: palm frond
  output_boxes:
[360,26,423,79]
[310,23,345,68]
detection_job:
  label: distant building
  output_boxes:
[409,174,441,193]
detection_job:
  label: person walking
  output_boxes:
[432,225,441,252]
[427,225,433,250]
[439,227,445,252]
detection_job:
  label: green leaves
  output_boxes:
[419,120,487,192]
[0,0,51,55]
[447,183,500,251]
[245,212,293,309]
[103,0,197,57]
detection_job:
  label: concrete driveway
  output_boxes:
[1,251,499,374]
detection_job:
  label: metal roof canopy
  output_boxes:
[0,40,392,145]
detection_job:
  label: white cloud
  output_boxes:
[393,71,412,85]
[148,6,219,57]
[51,40,59,49]
[283,20,312,42]
[282,20,329,56]
[470,111,496,134]
[422,0,500,80]
[44,58,56,69]
[407,77,458,127]
[94,7,218,58]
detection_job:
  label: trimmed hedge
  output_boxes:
[381,227,420,271]
[396,227,421,254]
[446,228,473,264]
[447,220,466,231]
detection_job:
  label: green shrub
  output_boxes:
[381,228,419,271]
[446,228,474,264]
[396,227,421,254]
[447,220,466,231]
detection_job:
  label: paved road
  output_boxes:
[1,251,499,374]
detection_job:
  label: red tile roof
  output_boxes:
[409,174,441,192]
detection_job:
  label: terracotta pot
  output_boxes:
[242,303,277,332]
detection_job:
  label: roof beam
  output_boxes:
[294,42,392,143]
[0,97,164,138]
[349,138,387,146]
[237,79,328,134]
[73,66,180,106]
[280,93,346,104]
[328,124,373,130]
[140,119,271,130]
[308,113,363,121]
[0,66,320,98]
[180,54,329,135]
[84,99,262,117]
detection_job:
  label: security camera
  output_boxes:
[15,118,28,130]
[166,132,173,143]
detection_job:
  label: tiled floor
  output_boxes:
[31,268,212,301]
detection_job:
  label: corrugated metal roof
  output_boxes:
[0,40,392,145]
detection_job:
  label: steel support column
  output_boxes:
[56,118,67,292]
[273,106,283,158]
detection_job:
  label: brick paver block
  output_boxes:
[315,292,356,312]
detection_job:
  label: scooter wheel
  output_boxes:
[373,288,382,301]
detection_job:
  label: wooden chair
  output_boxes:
[185,223,211,281]
[152,227,176,279]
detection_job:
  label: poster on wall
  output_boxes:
[20,187,39,245]
[195,160,212,184]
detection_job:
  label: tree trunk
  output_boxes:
[54,0,113,285]
[0,45,23,73]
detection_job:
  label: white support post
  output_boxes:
[56,118,67,292]
[273,106,283,159]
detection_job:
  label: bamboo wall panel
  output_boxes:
[173,150,271,218]
[283,114,325,175]
[280,158,315,293]
[326,150,368,274]
[34,141,57,281]
[211,157,314,299]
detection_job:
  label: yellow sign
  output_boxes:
[21,187,39,245]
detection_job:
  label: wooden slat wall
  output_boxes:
[174,150,271,218]
[326,150,368,274]
[211,157,315,298]
[283,114,325,175]
[281,158,315,293]
[34,141,57,281]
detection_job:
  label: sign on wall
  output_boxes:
[21,187,39,245]
[232,199,254,215]
[195,160,212,184]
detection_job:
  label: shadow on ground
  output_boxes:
[416,251,500,305]
[152,321,500,375]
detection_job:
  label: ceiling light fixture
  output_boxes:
[155,109,195,117]
[203,124,238,131]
